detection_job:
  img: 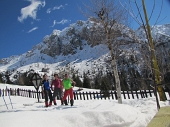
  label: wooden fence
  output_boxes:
[1,88,169,100]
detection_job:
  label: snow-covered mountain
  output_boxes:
[136,24,170,42]
[0,20,170,83]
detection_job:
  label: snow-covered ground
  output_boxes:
[0,83,170,127]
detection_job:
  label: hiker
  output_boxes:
[51,74,63,105]
[42,74,53,107]
[62,74,76,106]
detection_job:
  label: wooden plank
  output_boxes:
[147,106,170,127]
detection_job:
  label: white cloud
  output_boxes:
[57,19,70,24]
[53,5,64,10]
[46,4,67,14]
[51,19,70,27]
[27,27,38,33]
[46,8,51,14]
[18,0,45,22]
[51,20,57,27]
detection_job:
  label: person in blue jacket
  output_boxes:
[42,74,53,107]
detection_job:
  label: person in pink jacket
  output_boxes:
[51,74,63,105]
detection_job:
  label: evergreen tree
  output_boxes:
[94,75,101,89]
[76,75,83,87]
[100,76,111,97]
[5,71,13,84]
[83,72,91,88]
[0,73,3,83]
[72,73,76,81]
[119,71,129,91]
[72,73,83,87]
[94,77,100,89]
[17,72,34,86]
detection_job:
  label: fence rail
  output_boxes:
[1,88,169,100]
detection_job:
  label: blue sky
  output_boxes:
[0,0,170,59]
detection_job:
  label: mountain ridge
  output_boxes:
[0,20,170,83]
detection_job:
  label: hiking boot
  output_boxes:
[45,102,48,107]
[70,99,74,106]
[64,100,68,105]
[61,99,63,105]
[53,100,57,105]
[49,102,52,106]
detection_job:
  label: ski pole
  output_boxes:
[2,93,8,110]
[6,86,13,109]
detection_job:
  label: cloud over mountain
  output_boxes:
[46,4,67,14]
[18,0,45,22]
[51,19,70,27]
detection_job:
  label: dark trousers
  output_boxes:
[44,90,52,103]
[53,88,63,100]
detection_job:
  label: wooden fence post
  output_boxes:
[96,91,99,99]
[3,89,4,96]
[143,90,145,98]
[114,91,118,100]
[32,90,34,98]
[149,89,152,97]
[10,88,12,96]
[123,91,126,99]
[28,90,31,98]
[100,91,103,100]
[76,92,79,100]
[37,91,40,99]
[80,92,82,100]
[127,90,130,99]
[21,89,23,97]
[89,92,92,100]
[140,90,143,98]
[93,92,96,99]
[136,90,139,99]
[15,89,17,96]
[82,92,85,100]
[24,89,26,97]
[86,92,89,100]
[144,90,148,98]
[131,90,134,99]
[103,92,106,100]
[10,88,14,96]
[17,88,20,96]
[111,91,114,100]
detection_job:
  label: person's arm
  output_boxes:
[60,81,64,91]
[70,79,76,86]
[61,79,64,88]
[51,80,54,89]
[50,80,53,87]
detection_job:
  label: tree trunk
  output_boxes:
[109,43,122,104]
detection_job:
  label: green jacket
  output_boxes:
[62,78,72,90]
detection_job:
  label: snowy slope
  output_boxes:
[0,83,170,127]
